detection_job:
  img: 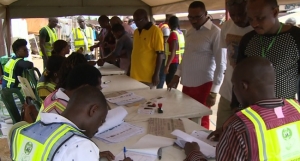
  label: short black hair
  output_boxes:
[52,40,68,56]
[169,16,180,30]
[44,55,66,84]
[189,1,206,10]
[12,39,27,53]
[248,0,278,8]
[66,64,102,90]
[226,0,247,7]
[98,15,109,22]
[111,23,125,32]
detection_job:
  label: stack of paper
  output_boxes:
[106,91,144,106]
[191,130,218,147]
[94,106,144,143]
[171,130,216,158]
[113,134,174,161]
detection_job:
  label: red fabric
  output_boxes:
[167,32,179,63]
[182,81,213,129]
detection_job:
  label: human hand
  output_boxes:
[123,157,133,161]
[88,61,97,66]
[207,127,223,141]
[184,142,200,156]
[206,93,217,107]
[97,59,105,66]
[100,151,115,161]
[89,46,94,51]
[167,75,180,91]
[164,66,169,74]
[152,74,159,87]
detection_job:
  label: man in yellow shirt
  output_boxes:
[131,9,164,88]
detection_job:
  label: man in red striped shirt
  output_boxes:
[184,56,300,160]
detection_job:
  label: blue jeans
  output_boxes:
[156,59,166,89]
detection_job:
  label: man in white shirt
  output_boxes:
[216,0,253,129]
[168,1,226,129]
[69,16,94,60]
[11,86,132,161]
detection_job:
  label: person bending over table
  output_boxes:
[184,56,300,160]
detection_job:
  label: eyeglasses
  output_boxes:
[226,0,247,6]
[187,13,206,20]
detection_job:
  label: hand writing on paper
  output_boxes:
[184,142,200,156]
[167,75,180,91]
[207,127,223,141]
[100,151,115,161]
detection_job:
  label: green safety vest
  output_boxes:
[10,121,90,161]
[39,26,58,57]
[165,30,185,64]
[3,58,22,88]
[72,27,93,51]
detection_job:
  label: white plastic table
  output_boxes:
[97,63,125,76]
[94,118,215,161]
[106,89,212,122]
[101,75,149,94]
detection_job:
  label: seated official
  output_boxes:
[2,39,33,89]
[37,55,66,100]
[51,40,70,57]
[184,57,300,160]
[11,86,132,161]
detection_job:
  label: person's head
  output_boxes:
[165,14,175,23]
[56,52,88,89]
[62,86,108,138]
[168,16,180,30]
[128,19,134,25]
[111,23,125,39]
[44,55,66,84]
[123,17,129,24]
[98,15,110,29]
[66,64,102,91]
[77,16,86,29]
[188,1,208,30]
[247,0,279,35]
[133,9,149,29]
[12,39,28,58]
[232,56,275,107]
[52,40,70,57]
[285,17,296,26]
[226,0,249,27]
[110,16,123,26]
[48,17,58,29]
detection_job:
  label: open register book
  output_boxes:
[172,130,216,158]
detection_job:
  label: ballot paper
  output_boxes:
[95,122,144,143]
[171,130,216,158]
[191,130,218,147]
[114,151,156,161]
[148,118,185,139]
[105,91,144,106]
[96,106,128,134]
[127,134,174,155]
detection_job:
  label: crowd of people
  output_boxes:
[2,0,300,160]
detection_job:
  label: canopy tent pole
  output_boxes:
[5,6,11,57]
[225,0,229,21]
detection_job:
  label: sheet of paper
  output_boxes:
[148,118,185,139]
[113,151,156,161]
[138,108,155,115]
[95,122,144,143]
[96,106,128,134]
[191,130,218,147]
[171,130,216,158]
[101,84,109,89]
[106,92,144,106]
[127,134,174,156]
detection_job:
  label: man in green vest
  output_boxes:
[10,86,132,161]
[70,16,94,60]
[39,17,58,68]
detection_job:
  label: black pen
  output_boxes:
[158,148,162,160]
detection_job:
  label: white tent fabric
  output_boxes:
[0,0,300,18]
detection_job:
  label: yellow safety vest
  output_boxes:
[37,82,56,100]
[3,58,22,88]
[39,26,58,56]
[240,99,300,161]
[10,121,89,161]
[72,27,93,51]
[165,30,185,64]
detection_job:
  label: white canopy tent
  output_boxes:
[0,0,299,18]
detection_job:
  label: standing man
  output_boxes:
[168,1,226,129]
[39,17,58,68]
[110,16,134,36]
[216,0,253,129]
[70,16,94,60]
[157,14,173,89]
[131,9,164,88]
[231,0,300,110]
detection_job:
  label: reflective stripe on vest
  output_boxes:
[3,58,22,88]
[72,27,93,51]
[43,101,67,113]
[165,30,185,64]
[37,82,56,92]
[240,99,300,161]
[11,121,88,161]
[39,26,58,56]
